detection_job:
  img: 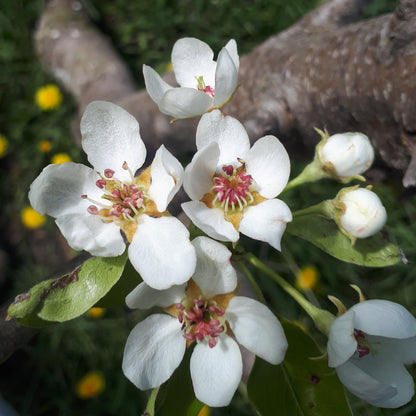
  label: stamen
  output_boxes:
[96,179,107,189]
[87,205,99,215]
[104,169,115,178]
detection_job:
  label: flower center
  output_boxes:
[196,75,215,98]
[81,162,157,242]
[176,298,226,348]
[211,159,254,213]
[353,329,379,358]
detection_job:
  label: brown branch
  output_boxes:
[35,0,416,185]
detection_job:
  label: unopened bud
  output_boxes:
[319,132,374,178]
[337,187,386,239]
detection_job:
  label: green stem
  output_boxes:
[283,161,326,193]
[236,262,266,304]
[292,199,335,219]
[244,253,334,335]
[143,387,159,416]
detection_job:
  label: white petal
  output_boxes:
[226,296,287,364]
[148,145,184,212]
[29,162,101,218]
[224,39,239,72]
[172,38,216,88]
[190,336,242,407]
[126,282,186,310]
[142,64,173,105]
[245,135,290,198]
[238,199,292,251]
[335,361,398,408]
[350,300,416,339]
[183,142,219,201]
[122,314,186,390]
[56,213,125,257]
[195,110,250,165]
[191,236,237,297]
[213,47,238,107]
[80,101,146,181]
[181,201,239,242]
[327,310,357,368]
[128,215,196,290]
[159,87,213,119]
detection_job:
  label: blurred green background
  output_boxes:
[1,0,414,415]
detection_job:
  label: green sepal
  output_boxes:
[248,320,352,416]
[8,253,128,326]
[286,213,401,267]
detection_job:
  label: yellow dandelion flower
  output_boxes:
[296,265,318,291]
[198,405,210,416]
[21,207,46,229]
[76,371,105,399]
[35,84,62,111]
[39,140,52,153]
[88,307,106,319]
[0,134,8,158]
[51,153,72,164]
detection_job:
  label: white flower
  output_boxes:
[319,132,374,178]
[337,187,387,239]
[327,299,416,408]
[143,38,239,119]
[29,101,196,290]
[181,110,292,251]
[122,236,287,407]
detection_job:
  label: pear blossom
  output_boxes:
[319,132,374,178]
[181,110,292,250]
[29,101,196,290]
[122,236,288,407]
[143,38,239,119]
[327,299,416,408]
[337,187,387,239]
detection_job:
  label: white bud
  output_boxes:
[339,188,386,238]
[320,133,374,177]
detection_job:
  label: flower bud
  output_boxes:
[319,133,374,178]
[337,188,386,239]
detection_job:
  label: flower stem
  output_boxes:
[244,253,334,335]
[143,386,159,416]
[236,261,266,304]
[292,200,335,219]
[283,161,326,193]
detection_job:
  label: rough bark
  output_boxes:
[35,0,416,184]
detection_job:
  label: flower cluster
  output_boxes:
[26,36,411,413]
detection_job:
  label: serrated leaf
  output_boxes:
[8,254,127,326]
[248,320,352,416]
[286,214,401,267]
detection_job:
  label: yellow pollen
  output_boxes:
[39,140,52,153]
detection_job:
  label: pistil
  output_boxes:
[211,159,254,212]
[177,298,226,348]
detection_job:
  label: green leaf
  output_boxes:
[248,320,352,416]
[286,214,401,267]
[95,260,141,308]
[8,254,127,326]
[155,347,204,416]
